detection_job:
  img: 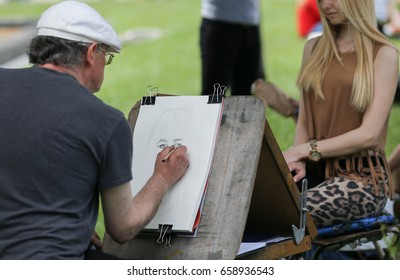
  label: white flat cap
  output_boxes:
[37,1,122,53]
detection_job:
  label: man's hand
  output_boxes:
[100,145,190,243]
[154,145,189,187]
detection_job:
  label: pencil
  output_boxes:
[161,146,179,162]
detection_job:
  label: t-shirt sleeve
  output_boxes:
[97,118,133,189]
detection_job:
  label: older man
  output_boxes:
[0,1,189,259]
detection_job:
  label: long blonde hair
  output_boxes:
[297,0,396,112]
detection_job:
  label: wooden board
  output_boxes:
[104,96,266,259]
[235,120,317,260]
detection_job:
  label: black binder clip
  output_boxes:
[208,83,226,104]
[157,224,173,248]
[141,85,157,105]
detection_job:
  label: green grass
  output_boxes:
[1,0,400,254]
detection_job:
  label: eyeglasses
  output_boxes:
[97,46,114,65]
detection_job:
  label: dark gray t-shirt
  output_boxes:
[0,67,133,259]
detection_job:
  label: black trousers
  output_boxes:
[200,18,264,96]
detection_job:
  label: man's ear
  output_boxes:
[85,43,97,66]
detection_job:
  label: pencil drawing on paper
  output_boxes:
[131,96,222,232]
[145,107,191,212]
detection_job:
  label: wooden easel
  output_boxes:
[103,96,316,259]
[237,104,317,259]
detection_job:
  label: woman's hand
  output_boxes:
[287,160,306,183]
[283,147,307,183]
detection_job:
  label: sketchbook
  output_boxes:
[131,95,224,235]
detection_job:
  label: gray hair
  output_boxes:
[28,36,90,67]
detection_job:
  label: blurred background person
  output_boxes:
[375,0,400,37]
[200,0,263,96]
[200,0,299,119]
[296,0,322,39]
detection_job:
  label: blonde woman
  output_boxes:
[283,0,398,227]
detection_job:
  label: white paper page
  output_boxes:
[237,236,292,257]
[131,96,223,232]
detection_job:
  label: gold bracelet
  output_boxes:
[309,139,321,162]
